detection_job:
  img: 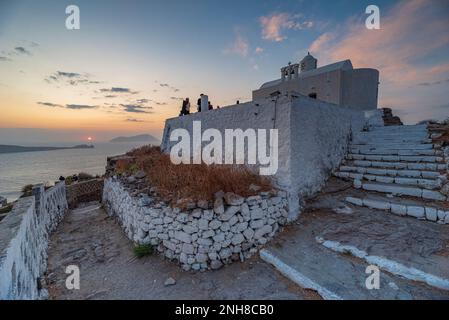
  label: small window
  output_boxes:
[308,93,317,99]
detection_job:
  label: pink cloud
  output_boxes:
[308,0,449,123]
[309,0,449,85]
[224,30,249,57]
[260,13,313,42]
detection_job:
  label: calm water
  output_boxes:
[0,142,148,202]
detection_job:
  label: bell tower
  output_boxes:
[300,52,317,72]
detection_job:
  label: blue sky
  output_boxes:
[0,0,448,143]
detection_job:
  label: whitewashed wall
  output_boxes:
[0,182,68,300]
[161,94,376,220]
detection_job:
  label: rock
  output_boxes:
[192,208,202,218]
[197,200,209,209]
[425,207,437,221]
[202,230,215,238]
[182,225,197,234]
[196,253,208,263]
[174,231,192,244]
[135,170,146,179]
[213,232,225,242]
[250,219,265,229]
[241,203,250,215]
[231,234,245,245]
[407,206,425,219]
[250,207,264,220]
[203,210,214,220]
[163,240,177,251]
[182,243,194,254]
[236,222,248,232]
[441,183,449,196]
[254,225,272,239]
[243,228,254,240]
[219,206,240,221]
[209,219,222,229]
[213,198,225,215]
[219,248,232,259]
[228,215,238,226]
[198,219,209,230]
[246,195,262,206]
[224,192,244,206]
[138,195,153,207]
[208,252,218,260]
[220,222,230,232]
[197,238,213,246]
[210,260,223,270]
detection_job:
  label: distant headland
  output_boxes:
[110,134,160,144]
[0,144,94,154]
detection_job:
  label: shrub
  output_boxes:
[133,244,154,258]
[20,184,33,198]
[78,172,94,181]
[0,204,13,215]
[124,146,272,205]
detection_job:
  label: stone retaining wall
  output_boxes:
[103,177,289,271]
[0,182,68,300]
[66,178,104,209]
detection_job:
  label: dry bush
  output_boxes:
[78,172,93,181]
[125,146,272,203]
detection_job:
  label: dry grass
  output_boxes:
[121,145,272,204]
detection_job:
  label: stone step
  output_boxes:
[344,195,449,224]
[261,236,449,299]
[316,237,449,292]
[260,245,418,299]
[358,181,447,201]
[353,137,433,144]
[348,160,446,171]
[369,124,428,132]
[351,143,434,150]
[346,154,444,163]
[336,166,442,179]
[351,147,438,156]
[355,132,429,140]
[335,171,441,190]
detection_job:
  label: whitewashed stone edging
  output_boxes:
[259,249,341,300]
[102,177,289,271]
[316,237,449,291]
[0,182,68,300]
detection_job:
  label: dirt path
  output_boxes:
[45,202,319,300]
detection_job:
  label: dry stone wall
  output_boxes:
[103,177,289,271]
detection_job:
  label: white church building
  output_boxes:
[252,53,379,110]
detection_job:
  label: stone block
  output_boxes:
[407,206,425,218]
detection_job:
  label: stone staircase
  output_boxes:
[334,124,449,223]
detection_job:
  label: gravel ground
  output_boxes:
[45,202,319,300]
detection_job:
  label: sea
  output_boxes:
[0,142,149,202]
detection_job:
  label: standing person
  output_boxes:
[179,99,187,116]
[197,94,203,112]
[185,98,190,115]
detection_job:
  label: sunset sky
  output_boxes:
[0,0,448,144]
